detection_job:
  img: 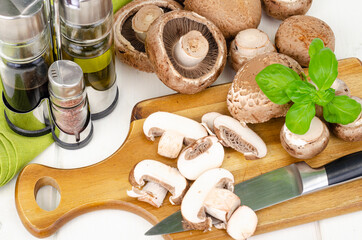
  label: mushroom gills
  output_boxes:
[163,17,219,79]
[127,182,168,208]
[158,130,184,158]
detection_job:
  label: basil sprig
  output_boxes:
[256,38,362,135]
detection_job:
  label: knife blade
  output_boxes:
[145,151,362,236]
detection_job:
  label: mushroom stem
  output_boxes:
[132,5,164,43]
[158,130,184,158]
[136,182,168,208]
[174,30,209,68]
[226,205,258,240]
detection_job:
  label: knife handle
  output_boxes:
[325,151,362,185]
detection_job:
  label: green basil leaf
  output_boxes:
[286,103,316,135]
[309,47,338,90]
[323,95,362,124]
[309,38,324,58]
[314,88,336,106]
[256,64,301,105]
[286,80,317,103]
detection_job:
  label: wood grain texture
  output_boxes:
[16,58,362,239]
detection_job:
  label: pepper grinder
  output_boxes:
[0,0,54,136]
[58,0,118,120]
[48,60,93,149]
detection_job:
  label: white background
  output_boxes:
[0,0,361,239]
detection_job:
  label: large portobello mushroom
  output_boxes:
[146,10,227,94]
[114,0,182,72]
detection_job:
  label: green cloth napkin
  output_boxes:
[0,84,54,187]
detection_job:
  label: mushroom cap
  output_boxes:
[184,0,261,40]
[143,111,208,143]
[213,115,267,159]
[226,205,258,240]
[129,159,188,205]
[181,168,234,231]
[177,136,225,180]
[275,15,335,67]
[227,52,303,124]
[331,96,362,142]
[280,117,330,159]
[261,0,313,20]
[146,10,227,94]
[114,0,182,72]
[229,28,276,71]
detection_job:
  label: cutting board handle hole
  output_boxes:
[34,177,61,212]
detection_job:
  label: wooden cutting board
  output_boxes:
[15,58,362,239]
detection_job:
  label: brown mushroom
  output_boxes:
[275,15,335,67]
[261,0,313,20]
[227,52,303,124]
[146,10,227,94]
[184,0,262,40]
[114,0,182,72]
[229,29,276,71]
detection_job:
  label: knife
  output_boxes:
[145,151,362,236]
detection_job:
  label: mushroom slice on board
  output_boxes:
[226,205,258,240]
[275,15,335,67]
[201,112,222,134]
[143,112,208,158]
[261,0,313,20]
[213,115,267,160]
[280,117,330,159]
[114,0,182,72]
[227,52,303,124]
[230,29,276,71]
[146,10,227,94]
[128,160,188,207]
[177,136,225,180]
[331,96,362,142]
[181,168,234,231]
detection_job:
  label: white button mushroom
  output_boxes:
[127,160,188,207]
[280,117,330,159]
[143,112,208,158]
[226,205,258,240]
[177,136,225,180]
[213,115,267,160]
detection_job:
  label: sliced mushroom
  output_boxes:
[184,0,262,40]
[146,10,227,94]
[143,112,208,158]
[181,168,234,231]
[213,115,267,160]
[261,0,313,20]
[230,29,276,71]
[280,117,330,159]
[177,136,225,180]
[128,159,188,207]
[114,0,182,72]
[275,15,335,67]
[201,112,222,134]
[226,205,258,240]
[227,52,303,124]
[331,96,362,142]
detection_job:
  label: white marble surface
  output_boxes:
[0,0,361,239]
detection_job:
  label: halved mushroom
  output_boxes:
[201,112,222,134]
[275,15,335,67]
[213,115,267,160]
[146,10,227,94]
[184,0,262,40]
[143,112,208,158]
[230,29,276,71]
[127,159,188,207]
[181,168,234,230]
[331,96,362,142]
[114,0,182,72]
[227,52,303,124]
[226,205,258,240]
[280,117,330,159]
[261,0,313,20]
[177,136,225,180]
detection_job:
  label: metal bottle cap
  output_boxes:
[59,0,112,26]
[48,60,85,100]
[0,0,47,44]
